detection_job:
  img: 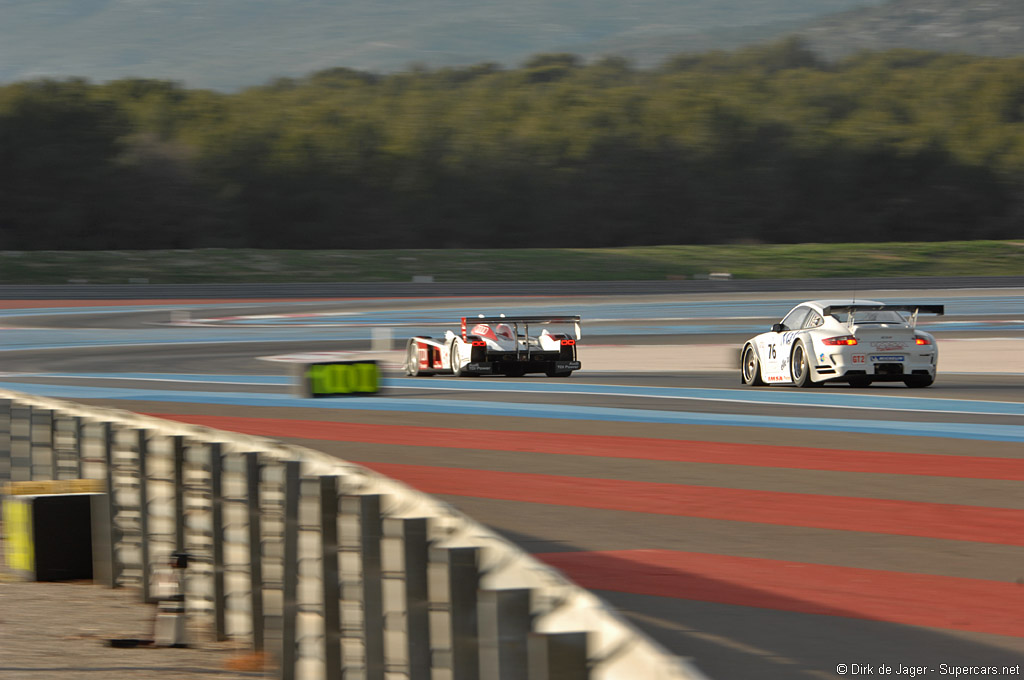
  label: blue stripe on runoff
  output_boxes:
[2,381,1022,443]
[12,373,1023,417]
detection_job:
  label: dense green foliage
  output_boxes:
[2,41,1023,250]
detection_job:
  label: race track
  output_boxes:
[2,288,1023,680]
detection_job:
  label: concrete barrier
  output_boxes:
[0,389,709,680]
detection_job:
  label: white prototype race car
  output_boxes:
[740,300,944,388]
[403,315,581,377]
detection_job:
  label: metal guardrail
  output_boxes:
[0,276,1022,299]
[0,389,709,680]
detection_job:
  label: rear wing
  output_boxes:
[822,304,944,329]
[461,315,582,341]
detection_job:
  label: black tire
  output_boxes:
[790,341,815,388]
[904,375,935,388]
[848,376,872,388]
[450,341,465,377]
[545,369,572,378]
[404,339,420,377]
[741,345,764,386]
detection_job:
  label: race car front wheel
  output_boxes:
[404,339,420,377]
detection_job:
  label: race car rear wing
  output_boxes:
[461,315,582,341]
[822,304,944,329]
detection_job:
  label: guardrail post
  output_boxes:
[138,429,153,603]
[41,410,56,479]
[9,403,31,481]
[29,408,54,480]
[528,632,589,680]
[478,589,531,680]
[245,452,265,652]
[210,443,227,641]
[173,436,186,553]
[382,516,430,680]
[429,545,481,680]
[320,476,342,680]
[102,422,121,587]
[340,493,386,680]
[72,416,84,479]
[0,399,12,482]
[51,414,78,480]
[281,460,301,680]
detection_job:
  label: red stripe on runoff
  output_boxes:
[147,413,1024,480]
[359,463,1024,546]
[535,550,1024,638]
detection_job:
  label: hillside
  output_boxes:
[580,0,1024,66]
[799,0,1024,59]
[0,0,883,90]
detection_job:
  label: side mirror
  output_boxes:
[771,323,786,333]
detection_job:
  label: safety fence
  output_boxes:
[0,389,709,680]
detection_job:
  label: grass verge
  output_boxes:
[0,241,1021,284]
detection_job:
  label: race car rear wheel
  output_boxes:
[741,345,764,386]
[404,339,421,377]
[450,341,465,377]
[545,368,572,378]
[903,375,934,388]
[848,376,872,388]
[790,342,816,388]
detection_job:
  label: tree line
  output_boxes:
[2,39,1023,250]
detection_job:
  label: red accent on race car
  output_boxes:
[822,335,858,346]
[560,339,575,346]
[461,317,467,341]
[471,324,498,342]
[471,340,486,347]
[416,340,430,369]
[914,336,932,345]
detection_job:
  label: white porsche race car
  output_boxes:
[741,300,944,388]
[403,315,582,378]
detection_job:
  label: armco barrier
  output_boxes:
[0,389,710,680]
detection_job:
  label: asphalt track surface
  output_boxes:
[2,288,1023,680]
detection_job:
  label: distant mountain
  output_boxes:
[578,0,1024,66]
[0,0,885,90]
[797,0,1024,60]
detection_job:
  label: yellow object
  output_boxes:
[2,497,34,573]
[1,479,104,496]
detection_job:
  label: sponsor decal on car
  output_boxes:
[852,355,866,364]
[871,355,905,362]
[871,341,906,351]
